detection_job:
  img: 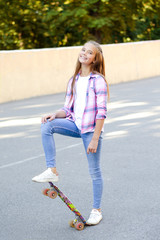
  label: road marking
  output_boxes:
[0,143,82,169]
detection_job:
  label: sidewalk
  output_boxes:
[0,76,160,240]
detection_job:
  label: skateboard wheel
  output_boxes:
[48,190,58,199]
[75,222,84,231]
[69,220,75,228]
[42,188,50,196]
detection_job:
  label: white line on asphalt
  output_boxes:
[0,143,82,169]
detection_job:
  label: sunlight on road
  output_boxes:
[104,130,128,139]
[106,111,158,124]
[0,132,26,139]
[0,117,41,128]
[108,101,148,110]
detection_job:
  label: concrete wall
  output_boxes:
[0,40,160,103]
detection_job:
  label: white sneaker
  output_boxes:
[32,168,59,183]
[86,209,102,225]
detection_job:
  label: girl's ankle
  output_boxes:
[50,167,58,176]
[93,208,101,212]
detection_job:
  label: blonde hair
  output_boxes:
[69,40,110,100]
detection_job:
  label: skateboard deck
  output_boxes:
[42,182,86,231]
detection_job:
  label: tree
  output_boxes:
[0,0,54,49]
[0,0,160,50]
[134,0,160,41]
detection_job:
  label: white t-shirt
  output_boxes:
[74,75,89,129]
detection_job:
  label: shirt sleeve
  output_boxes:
[95,75,107,119]
[61,78,73,117]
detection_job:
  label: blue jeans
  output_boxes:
[41,118,103,209]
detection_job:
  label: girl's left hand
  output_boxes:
[87,139,98,154]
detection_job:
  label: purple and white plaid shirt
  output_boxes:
[61,72,107,134]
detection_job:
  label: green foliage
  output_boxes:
[0,0,160,50]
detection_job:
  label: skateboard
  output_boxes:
[42,182,86,231]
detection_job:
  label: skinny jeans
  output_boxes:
[41,118,103,209]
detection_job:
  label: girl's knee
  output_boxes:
[89,167,102,181]
[41,122,52,135]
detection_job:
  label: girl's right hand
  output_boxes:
[41,114,56,123]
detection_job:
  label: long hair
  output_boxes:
[69,40,110,101]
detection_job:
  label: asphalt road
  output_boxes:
[0,76,160,240]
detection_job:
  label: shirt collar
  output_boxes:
[76,72,95,81]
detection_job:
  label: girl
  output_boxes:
[32,40,109,225]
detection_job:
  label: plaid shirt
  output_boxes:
[61,72,107,134]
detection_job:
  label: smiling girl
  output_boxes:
[32,40,109,225]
